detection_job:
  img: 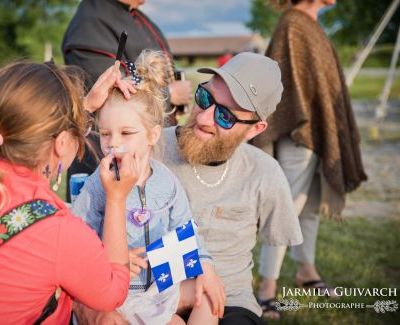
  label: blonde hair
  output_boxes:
[0,61,88,210]
[104,50,169,157]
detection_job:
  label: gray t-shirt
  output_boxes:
[162,127,303,316]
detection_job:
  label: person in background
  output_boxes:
[0,61,143,323]
[217,50,233,67]
[252,0,367,319]
[62,0,192,200]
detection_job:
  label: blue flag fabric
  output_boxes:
[183,249,203,279]
[150,262,174,292]
[146,219,203,292]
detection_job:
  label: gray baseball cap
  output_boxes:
[197,52,283,121]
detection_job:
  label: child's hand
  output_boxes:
[129,247,148,278]
[83,63,136,113]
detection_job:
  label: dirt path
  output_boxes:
[343,100,400,218]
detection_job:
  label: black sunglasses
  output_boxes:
[195,83,259,130]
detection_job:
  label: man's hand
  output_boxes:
[73,302,128,325]
[168,80,192,106]
[195,262,226,318]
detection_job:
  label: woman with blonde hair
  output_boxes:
[0,61,144,324]
[252,0,367,319]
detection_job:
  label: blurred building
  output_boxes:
[168,34,267,64]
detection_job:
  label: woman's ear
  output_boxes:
[53,130,74,158]
[245,121,268,141]
[149,125,161,146]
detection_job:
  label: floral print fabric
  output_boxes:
[0,200,57,245]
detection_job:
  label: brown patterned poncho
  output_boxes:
[252,9,367,217]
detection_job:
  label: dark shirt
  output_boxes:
[62,0,172,87]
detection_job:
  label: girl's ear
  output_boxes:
[149,125,161,146]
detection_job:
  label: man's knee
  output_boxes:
[219,307,264,325]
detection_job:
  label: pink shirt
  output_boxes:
[0,160,129,324]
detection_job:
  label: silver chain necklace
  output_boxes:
[192,161,230,188]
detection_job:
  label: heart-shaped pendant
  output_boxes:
[128,208,152,227]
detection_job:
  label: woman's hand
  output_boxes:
[99,151,149,201]
[129,247,148,278]
[84,62,136,113]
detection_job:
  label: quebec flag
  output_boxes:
[146,219,203,292]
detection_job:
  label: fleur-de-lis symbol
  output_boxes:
[158,273,170,283]
[42,165,51,178]
[186,258,197,268]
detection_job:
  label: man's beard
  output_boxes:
[178,114,248,165]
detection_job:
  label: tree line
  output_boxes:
[247,0,400,45]
[0,0,398,65]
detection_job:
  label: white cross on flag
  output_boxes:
[146,219,203,292]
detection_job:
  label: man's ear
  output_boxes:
[149,125,161,146]
[53,130,71,159]
[245,121,268,141]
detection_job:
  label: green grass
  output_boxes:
[350,75,400,100]
[181,60,400,101]
[253,217,400,324]
[175,44,397,69]
[54,172,67,202]
[337,44,396,68]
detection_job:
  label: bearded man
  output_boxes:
[162,52,303,325]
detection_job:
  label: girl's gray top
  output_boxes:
[72,159,212,292]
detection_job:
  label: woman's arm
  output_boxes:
[56,215,130,311]
[99,153,147,266]
[56,153,147,310]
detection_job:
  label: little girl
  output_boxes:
[72,50,217,324]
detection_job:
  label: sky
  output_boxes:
[141,0,252,37]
